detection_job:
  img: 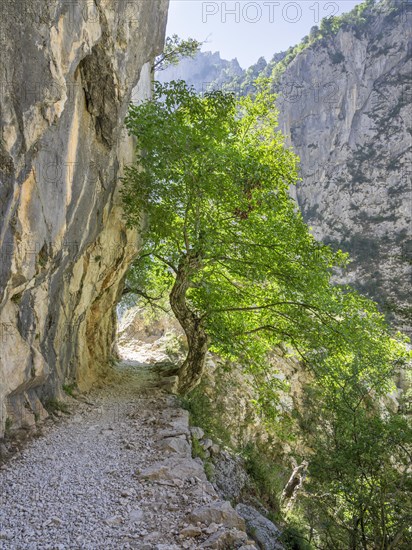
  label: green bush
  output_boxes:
[281,521,315,550]
[242,442,286,519]
[63,384,76,397]
[329,51,345,64]
[44,399,69,415]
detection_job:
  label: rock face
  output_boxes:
[277,1,411,329]
[236,504,283,550]
[0,0,169,435]
[190,501,246,531]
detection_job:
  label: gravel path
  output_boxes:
[0,362,255,550]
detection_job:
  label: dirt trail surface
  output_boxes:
[0,362,256,549]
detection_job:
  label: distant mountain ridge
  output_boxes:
[157,50,288,95]
[157,50,244,94]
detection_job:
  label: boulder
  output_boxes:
[210,443,220,455]
[180,525,202,538]
[190,426,205,440]
[213,452,249,501]
[190,501,245,530]
[236,504,283,550]
[201,438,213,450]
[200,528,250,549]
[139,457,207,483]
[158,410,190,438]
[158,375,179,394]
[158,436,191,457]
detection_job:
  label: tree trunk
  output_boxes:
[349,516,360,550]
[169,254,209,394]
[360,513,368,550]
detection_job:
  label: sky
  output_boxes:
[166,0,365,68]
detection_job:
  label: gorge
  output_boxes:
[0,1,411,548]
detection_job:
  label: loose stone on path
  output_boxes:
[0,362,257,549]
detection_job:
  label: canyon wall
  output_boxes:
[276,1,411,330]
[0,0,169,435]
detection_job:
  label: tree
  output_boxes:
[121,80,411,547]
[320,15,339,35]
[296,381,412,549]
[152,34,202,73]
[121,80,408,397]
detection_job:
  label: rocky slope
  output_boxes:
[0,0,169,436]
[158,0,412,330]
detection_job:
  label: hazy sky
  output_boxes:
[166,0,364,67]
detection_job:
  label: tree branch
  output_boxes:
[206,300,327,316]
[123,288,170,313]
[152,254,178,274]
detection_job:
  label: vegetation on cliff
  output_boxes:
[152,34,202,73]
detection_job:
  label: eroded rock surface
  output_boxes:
[190,501,246,531]
[0,0,169,435]
[277,2,412,328]
[236,504,283,550]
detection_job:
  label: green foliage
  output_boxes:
[62,384,76,397]
[180,379,233,447]
[191,436,207,460]
[320,15,340,35]
[5,417,12,434]
[153,34,202,73]
[122,79,408,399]
[302,393,412,548]
[203,460,215,482]
[44,399,69,415]
[242,442,285,517]
[37,248,48,268]
[316,0,378,41]
[164,332,186,361]
[268,42,308,86]
[329,51,345,64]
[281,519,315,550]
[11,293,22,304]
[190,436,216,482]
[181,364,290,514]
[122,80,411,547]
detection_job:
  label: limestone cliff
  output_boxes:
[276,0,411,330]
[0,0,169,435]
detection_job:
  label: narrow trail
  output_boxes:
[0,362,256,550]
